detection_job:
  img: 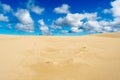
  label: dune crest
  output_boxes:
[92,32,120,38]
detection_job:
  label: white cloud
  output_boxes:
[2,4,11,12]
[31,6,44,14]
[111,18,120,27]
[51,25,62,29]
[54,4,70,14]
[38,19,45,26]
[54,12,105,33]
[84,21,102,33]
[53,0,120,34]
[71,27,83,33]
[0,14,9,22]
[15,23,34,32]
[15,9,33,24]
[54,12,118,33]
[38,19,52,35]
[32,0,120,34]
[27,0,44,15]
[15,9,34,32]
[0,0,120,35]
[100,0,120,32]
[103,26,112,32]
[55,13,97,27]
[60,30,68,34]
[40,25,49,33]
[0,2,11,12]
[103,9,112,14]
[111,0,120,17]
[55,13,83,27]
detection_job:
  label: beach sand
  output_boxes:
[0,32,120,80]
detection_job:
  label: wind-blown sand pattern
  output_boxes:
[0,32,120,80]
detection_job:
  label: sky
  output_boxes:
[0,0,120,35]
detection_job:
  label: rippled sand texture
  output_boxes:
[0,32,120,80]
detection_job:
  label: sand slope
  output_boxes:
[0,32,120,80]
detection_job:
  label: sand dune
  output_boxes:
[0,32,120,80]
[92,32,120,38]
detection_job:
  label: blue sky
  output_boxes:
[0,0,120,35]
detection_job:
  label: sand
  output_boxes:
[0,32,120,80]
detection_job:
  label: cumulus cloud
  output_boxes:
[0,14,9,22]
[15,9,34,32]
[54,13,99,33]
[38,19,45,26]
[15,9,33,24]
[15,23,34,32]
[60,30,69,34]
[106,0,120,32]
[38,19,52,35]
[103,0,120,16]
[31,6,44,14]
[2,4,11,12]
[53,0,120,34]
[84,21,103,33]
[0,2,12,12]
[103,9,112,14]
[55,13,83,27]
[27,0,44,15]
[70,27,83,33]
[51,24,62,29]
[55,13,97,27]
[54,11,119,33]
[111,0,120,17]
[54,4,70,14]
[0,0,120,35]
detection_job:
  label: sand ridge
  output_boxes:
[0,32,120,80]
